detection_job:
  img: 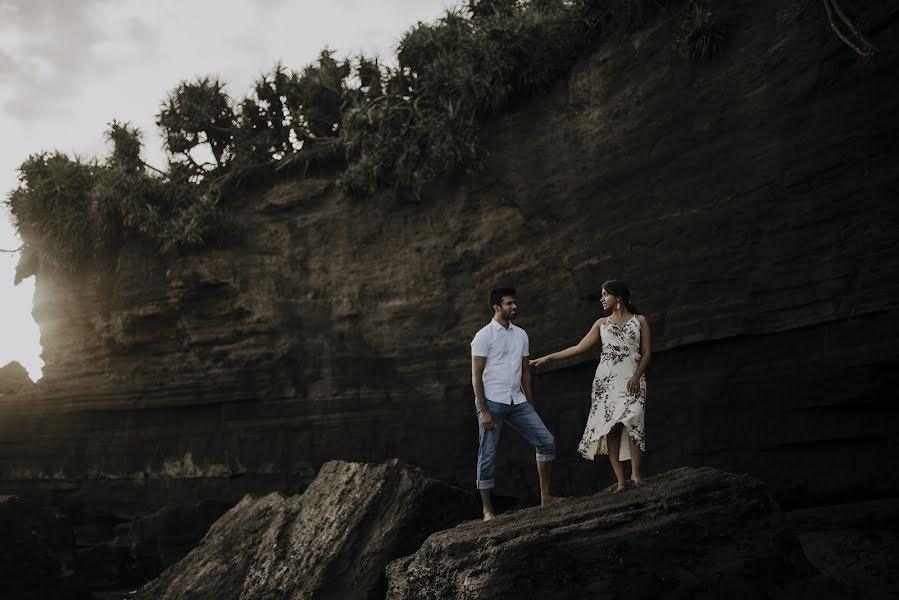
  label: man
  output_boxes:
[471,287,561,521]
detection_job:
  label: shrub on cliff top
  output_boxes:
[339,0,673,196]
[7,122,232,275]
[674,0,728,59]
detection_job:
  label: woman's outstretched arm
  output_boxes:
[529,318,603,368]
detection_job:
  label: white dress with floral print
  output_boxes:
[577,315,647,461]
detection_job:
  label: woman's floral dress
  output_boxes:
[577,315,647,461]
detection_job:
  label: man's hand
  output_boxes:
[479,408,496,430]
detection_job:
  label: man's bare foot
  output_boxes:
[483,510,495,521]
[541,496,564,507]
[612,482,626,494]
[629,477,644,488]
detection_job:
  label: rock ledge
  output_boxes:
[387,467,850,599]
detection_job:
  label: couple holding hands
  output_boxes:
[471,281,650,520]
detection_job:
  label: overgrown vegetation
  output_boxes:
[7,122,233,277]
[11,0,679,275]
[5,0,879,275]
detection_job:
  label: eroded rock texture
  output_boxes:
[0,0,897,574]
[386,467,850,600]
[134,460,478,600]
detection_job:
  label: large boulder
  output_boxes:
[785,498,899,599]
[0,361,31,395]
[135,459,479,600]
[386,467,853,599]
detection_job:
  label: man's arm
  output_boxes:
[472,356,488,407]
[521,355,534,404]
[472,355,495,429]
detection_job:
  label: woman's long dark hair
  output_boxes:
[602,280,640,314]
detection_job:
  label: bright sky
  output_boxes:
[0,0,452,381]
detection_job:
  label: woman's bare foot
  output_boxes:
[483,510,496,521]
[541,495,564,507]
[629,477,644,488]
[612,481,626,494]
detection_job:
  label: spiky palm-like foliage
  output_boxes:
[7,153,99,273]
[6,122,232,277]
[157,76,237,176]
[674,0,728,59]
[339,0,636,197]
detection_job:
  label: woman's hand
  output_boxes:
[627,375,641,395]
[529,356,552,368]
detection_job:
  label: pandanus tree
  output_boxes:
[236,50,358,167]
[157,76,236,178]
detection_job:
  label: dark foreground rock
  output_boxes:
[0,495,90,600]
[77,499,232,591]
[135,459,478,600]
[786,498,899,600]
[386,467,854,600]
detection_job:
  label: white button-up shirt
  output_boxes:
[471,319,530,405]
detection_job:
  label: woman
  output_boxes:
[530,281,651,492]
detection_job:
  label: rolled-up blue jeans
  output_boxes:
[476,399,556,490]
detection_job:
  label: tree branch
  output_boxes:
[824,0,877,57]
[140,159,167,176]
[830,0,878,53]
[0,245,23,253]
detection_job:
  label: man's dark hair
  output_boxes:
[489,287,516,311]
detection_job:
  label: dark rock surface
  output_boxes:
[134,459,479,600]
[785,498,899,600]
[0,361,31,394]
[0,2,897,593]
[386,467,852,600]
[76,499,232,591]
[0,495,90,600]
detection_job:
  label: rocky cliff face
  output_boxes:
[1,0,897,533]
